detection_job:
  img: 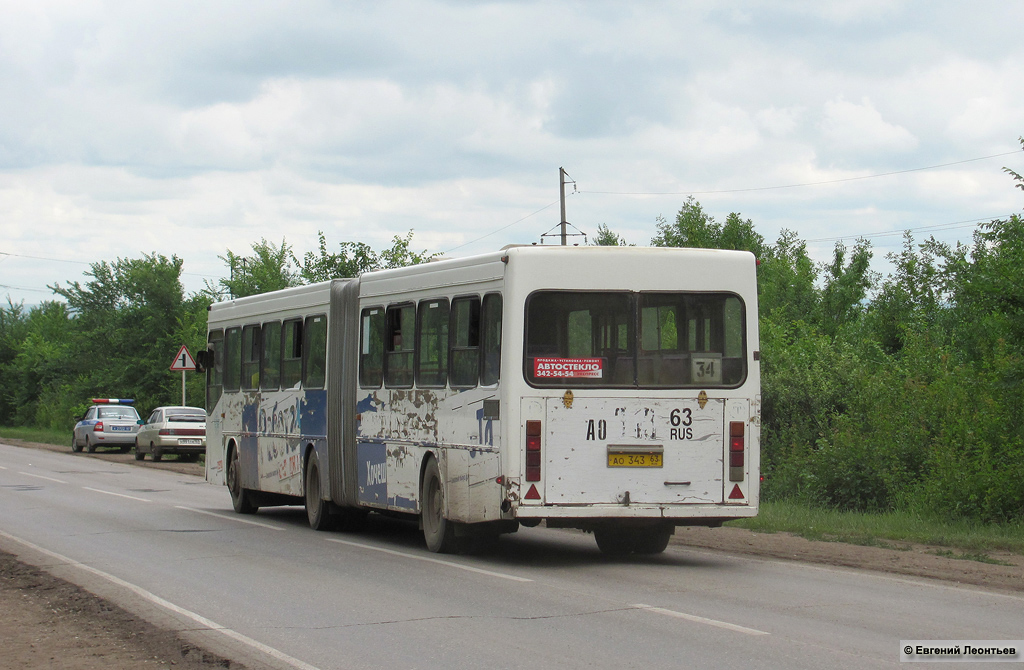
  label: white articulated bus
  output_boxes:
[203,245,760,554]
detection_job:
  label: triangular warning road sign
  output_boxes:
[169,345,197,371]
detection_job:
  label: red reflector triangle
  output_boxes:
[728,484,745,499]
[524,484,541,500]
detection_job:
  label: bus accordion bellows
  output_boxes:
[202,245,761,555]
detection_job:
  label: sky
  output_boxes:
[2,1,1023,306]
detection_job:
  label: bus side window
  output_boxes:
[282,319,303,389]
[241,325,261,390]
[416,299,449,388]
[261,321,282,390]
[360,308,385,388]
[224,327,241,392]
[450,296,480,388]
[207,330,224,413]
[302,314,327,389]
[481,293,502,386]
[385,304,415,388]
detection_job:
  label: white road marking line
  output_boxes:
[632,603,769,636]
[17,472,67,484]
[326,537,534,583]
[176,506,287,531]
[0,529,321,670]
[82,487,151,502]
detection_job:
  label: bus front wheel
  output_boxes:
[227,446,258,515]
[422,457,460,554]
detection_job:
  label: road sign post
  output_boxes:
[169,345,197,406]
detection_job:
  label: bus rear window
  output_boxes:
[525,291,746,388]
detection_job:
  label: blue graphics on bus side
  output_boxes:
[357,442,387,506]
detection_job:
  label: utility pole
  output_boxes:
[559,167,569,245]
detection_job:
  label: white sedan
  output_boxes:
[134,406,207,462]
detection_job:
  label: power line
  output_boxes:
[442,200,560,254]
[804,214,1013,244]
[582,150,1023,196]
[0,251,220,279]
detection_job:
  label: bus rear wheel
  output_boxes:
[305,450,333,531]
[422,457,460,554]
[633,527,673,554]
[227,446,258,515]
[594,528,638,556]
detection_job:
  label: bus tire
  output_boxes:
[227,446,258,515]
[422,457,459,554]
[633,527,673,555]
[594,528,638,556]
[305,450,333,531]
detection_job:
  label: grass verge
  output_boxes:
[0,425,69,447]
[728,500,1024,557]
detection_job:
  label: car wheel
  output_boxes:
[85,437,95,453]
[151,444,162,462]
[71,434,82,453]
[134,440,144,461]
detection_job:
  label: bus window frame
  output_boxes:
[223,326,242,392]
[449,295,481,389]
[384,302,416,389]
[206,329,224,414]
[523,289,748,390]
[241,324,261,391]
[260,320,282,391]
[480,292,502,387]
[359,306,385,389]
[281,318,304,389]
[415,297,450,389]
[302,313,328,390]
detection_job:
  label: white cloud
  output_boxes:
[819,96,918,156]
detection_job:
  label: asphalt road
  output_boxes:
[1,441,1021,670]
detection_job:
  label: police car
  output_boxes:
[71,399,141,453]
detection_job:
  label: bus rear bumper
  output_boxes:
[513,503,758,527]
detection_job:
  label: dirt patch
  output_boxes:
[1,437,1021,669]
[0,549,245,669]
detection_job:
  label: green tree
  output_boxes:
[591,223,628,246]
[296,230,436,282]
[651,196,767,257]
[215,238,301,299]
[48,253,204,423]
[816,239,876,339]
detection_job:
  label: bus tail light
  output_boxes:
[525,420,542,482]
[94,422,104,432]
[729,421,744,482]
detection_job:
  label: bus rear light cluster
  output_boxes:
[729,421,745,482]
[525,420,542,482]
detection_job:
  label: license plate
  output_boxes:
[179,438,202,446]
[110,426,132,432]
[608,452,663,467]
